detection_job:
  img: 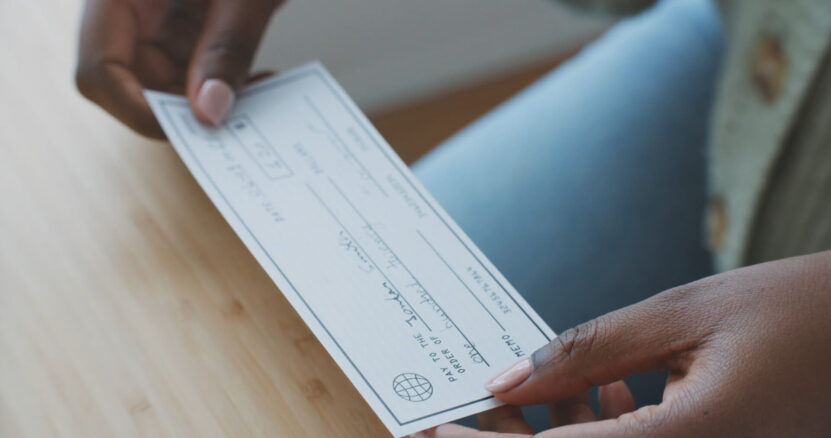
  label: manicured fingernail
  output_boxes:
[484,357,532,393]
[196,78,234,125]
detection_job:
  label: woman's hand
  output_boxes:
[422,251,831,437]
[75,0,283,138]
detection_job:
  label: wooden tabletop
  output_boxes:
[0,1,389,436]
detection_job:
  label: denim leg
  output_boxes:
[412,0,723,426]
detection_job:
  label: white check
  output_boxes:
[145,63,554,437]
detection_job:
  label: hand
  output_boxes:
[422,251,831,437]
[75,0,283,138]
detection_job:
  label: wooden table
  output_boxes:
[0,1,389,436]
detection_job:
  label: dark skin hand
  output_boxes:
[75,0,283,138]
[417,251,831,437]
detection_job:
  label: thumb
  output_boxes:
[187,0,282,125]
[485,286,706,406]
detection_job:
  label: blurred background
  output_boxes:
[255,0,610,162]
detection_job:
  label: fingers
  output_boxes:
[487,286,707,405]
[76,0,164,138]
[536,412,663,438]
[476,405,534,434]
[428,423,532,438]
[134,43,185,91]
[598,381,635,419]
[186,0,282,125]
[427,409,673,438]
[539,403,677,438]
[548,392,595,427]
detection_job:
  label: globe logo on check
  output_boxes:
[392,373,434,402]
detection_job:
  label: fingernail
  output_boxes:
[484,357,532,393]
[196,78,234,125]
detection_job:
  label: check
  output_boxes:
[145,63,555,437]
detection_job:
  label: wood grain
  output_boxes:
[0,1,386,436]
[0,1,580,436]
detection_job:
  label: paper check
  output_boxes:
[145,63,554,437]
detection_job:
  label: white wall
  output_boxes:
[254,0,609,112]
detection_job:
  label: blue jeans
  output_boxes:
[413,0,723,428]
